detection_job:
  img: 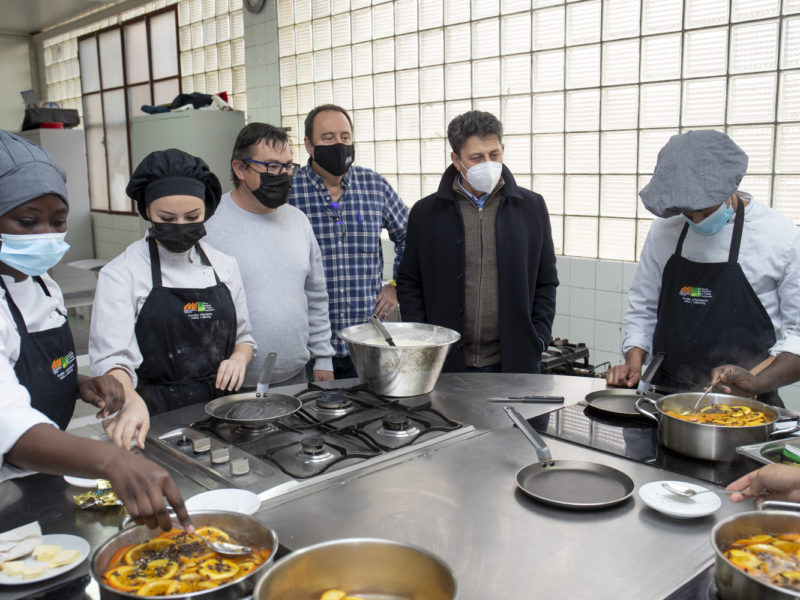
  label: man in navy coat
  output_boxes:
[397,110,558,373]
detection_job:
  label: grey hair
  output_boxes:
[447,111,503,156]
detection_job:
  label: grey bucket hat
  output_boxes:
[639,130,748,218]
[0,130,68,216]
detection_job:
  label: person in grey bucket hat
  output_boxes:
[0,130,194,533]
[639,130,748,218]
[607,129,800,407]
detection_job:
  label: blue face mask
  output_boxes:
[0,232,70,276]
[681,201,735,236]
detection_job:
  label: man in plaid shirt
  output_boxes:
[289,104,409,379]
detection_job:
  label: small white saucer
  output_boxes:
[638,480,722,519]
[185,489,261,515]
[63,476,100,488]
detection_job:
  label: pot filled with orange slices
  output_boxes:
[712,503,800,600]
[91,511,278,599]
[635,393,799,461]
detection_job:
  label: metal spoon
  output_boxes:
[693,368,727,410]
[661,481,766,498]
[203,538,253,556]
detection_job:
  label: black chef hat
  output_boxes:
[127,148,222,220]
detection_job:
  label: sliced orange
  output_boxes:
[124,538,176,565]
[104,565,148,592]
[139,558,179,582]
[136,579,178,596]
[235,560,256,577]
[195,527,231,543]
[198,557,239,581]
[726,549,763,570]
[197,581,219,589]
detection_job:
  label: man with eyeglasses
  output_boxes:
[205,123,334,386]
[397,110,558,374]
[290,104,409,380]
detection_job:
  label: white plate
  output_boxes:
[638,480,722,519]
[63,476,101,488]
[185,489,261,515]
[0,533,89,586]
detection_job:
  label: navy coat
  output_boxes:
[397,164,559,373]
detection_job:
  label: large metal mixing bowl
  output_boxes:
[253,538,457,600]
[338,322,460,396]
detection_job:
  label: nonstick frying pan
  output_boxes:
[585,352,666,418]
[205,392,302,427]
[505,406,635,509]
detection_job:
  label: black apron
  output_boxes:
[651,201,780,405]
[134,237,237,415]
[0,276,78,430]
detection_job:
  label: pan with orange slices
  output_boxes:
[92,511,278,599]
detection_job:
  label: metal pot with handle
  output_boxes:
[92,510,279,600]
[635,393,799,461]
[713,501,800,600]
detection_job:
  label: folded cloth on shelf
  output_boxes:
[0,521,41,563]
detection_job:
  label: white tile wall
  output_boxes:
[553,255,800,411]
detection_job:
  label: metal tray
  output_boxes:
[736,436,800,466]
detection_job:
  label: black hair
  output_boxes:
[447,110,504,156]
[230,122,291,187]
[304,104,354,141]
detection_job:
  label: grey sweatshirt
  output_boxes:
[206,192,334,386]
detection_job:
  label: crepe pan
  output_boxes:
[585,352,666,418]
[505,406,634,509]
[204,352,301,427]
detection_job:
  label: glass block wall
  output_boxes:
[276,0,800,260]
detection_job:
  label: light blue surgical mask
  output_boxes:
[681,201,735,236]
[0,232,70,276]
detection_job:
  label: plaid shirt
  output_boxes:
[290,161,409,356]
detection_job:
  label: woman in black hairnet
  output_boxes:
[89,149,255,449]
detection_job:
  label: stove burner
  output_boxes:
[377,413,420,438]
[176,435,192,447]
[316,396,352,410]
[235,422,278,435]
[298,437,335,463]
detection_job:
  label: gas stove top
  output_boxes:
[529,402,760,487]
[146,385,480,502]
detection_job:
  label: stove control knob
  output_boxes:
[210,448,230,464]
[230,458,250,476]
[192,436,211,454]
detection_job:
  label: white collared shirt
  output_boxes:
[622,196,800,359]
[89,235,256,386]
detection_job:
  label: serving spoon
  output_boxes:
[693,368,727,410]
[201,538,253,556]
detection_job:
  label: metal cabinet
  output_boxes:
[130,110,245,189]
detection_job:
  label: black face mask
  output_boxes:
[249,172,292,209]
[312,143,355,176]
[150,222,206,253]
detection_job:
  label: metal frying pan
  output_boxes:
[204,392,301,427]
[585,352,666,418]
[505,406,634,509]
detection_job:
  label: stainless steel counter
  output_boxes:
[0,374,761,599]
[254,373,752,600]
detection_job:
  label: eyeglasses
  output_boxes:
[325,201,346,237]
[243,158,300,177]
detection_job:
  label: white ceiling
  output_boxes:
[0,0,118,36]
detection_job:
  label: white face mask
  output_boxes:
[459,159,502,194]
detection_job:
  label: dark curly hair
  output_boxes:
[447,110,503,156]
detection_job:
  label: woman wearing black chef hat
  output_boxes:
[89,149,255,448]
